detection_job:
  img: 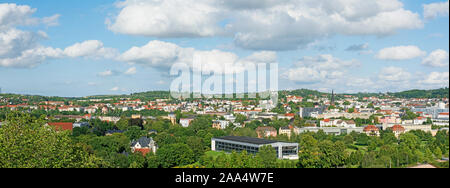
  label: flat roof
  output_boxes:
[214,136,278,145]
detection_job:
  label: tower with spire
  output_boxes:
[331,90,335,106]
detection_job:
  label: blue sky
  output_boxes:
[0,0,448,97]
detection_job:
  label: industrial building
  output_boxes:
[211,136,299,160]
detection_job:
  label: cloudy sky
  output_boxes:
[0,0,449,97]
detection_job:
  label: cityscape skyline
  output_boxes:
[0,0,449,97]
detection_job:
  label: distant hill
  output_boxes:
[1,88,448,100]
[279,89,327,99]
[388,88,449,99]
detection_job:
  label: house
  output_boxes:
[256,126,277,138]
[131,137,158,156]
[379,116,401,124]
[212,120,230,130]
[98,116,121,123]
[363,125,380,137]
[437,112,449,120]
[47,122,74,131]
[168,113,177,125]
[84,107,97,114]
[278,113,295,120]
[414,117,427,125]
[335,120,356,128]
[279,126,292,139]
[287,95,303,103]
[390,125,405,138]
[320,119,334,127]
[180,118,195,128]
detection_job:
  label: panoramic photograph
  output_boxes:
[0,0,449,177]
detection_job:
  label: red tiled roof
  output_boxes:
[364,125,379,132]
[133,148,151,156]
[391,125,405,132]
[48,122,73,131]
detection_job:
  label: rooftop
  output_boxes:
[214,136,278,145]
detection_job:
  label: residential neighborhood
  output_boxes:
[1,88,449,168]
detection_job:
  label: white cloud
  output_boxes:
[423,0,449,19]
[0,3,63,68]
[282,54,360,84]
[422,49,449,67]
[0,3,38,29]
[64,40,118,59]
[378,66,411,82]
[118,40,277,75]
[376,45,426,60]
[110,87,120,91]
[124,67,137,75]
[419,72,449,86]
[107,0,423,50]
[41,14,61,27]
[98,70,115,77]
[107,0,222,37]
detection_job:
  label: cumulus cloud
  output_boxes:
[0,3,64,68]
[419,72,449,86]
[107,0,222,37]
[422,49,449,67]
[118,40,277,75]
[64,40,118,59]
[376,45,426,60]
[423,0,449,19]
[282,54,360,84]
[378,66,411,82]
[107,0,423,51]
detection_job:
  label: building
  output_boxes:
[383,124,432,133]
[212,120,230,130]
[131,137,158,156]
[47,122,74,131]
[390,124,406,138]
[335,120,357,128]
[295,127,364,135]
[363,125,380,137]
[167,113,177,125]
[286,95,303,103]
[279,126,292,139]
[413,117,427,125]
[320,119,334,127]
[256,126,277,138]
[299,106,327,118]
[211,136,299,160]
[180,118,195,128]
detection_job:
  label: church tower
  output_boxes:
[331,90,335,106]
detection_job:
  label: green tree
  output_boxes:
[257,145,278,168]
[0,112,100,168]
[156,143,195,168]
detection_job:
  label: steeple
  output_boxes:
[331,90,335,106]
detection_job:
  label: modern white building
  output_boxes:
[212,136,299,160]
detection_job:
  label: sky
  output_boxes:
[0,0,449,97]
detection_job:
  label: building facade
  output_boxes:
[211,136,299,160]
